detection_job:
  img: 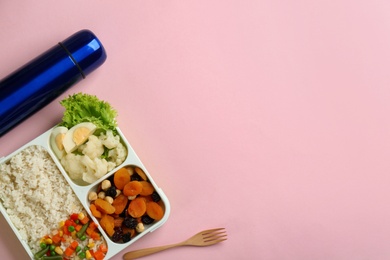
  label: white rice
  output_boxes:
[0,145,83,252]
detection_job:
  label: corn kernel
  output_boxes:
[44,238,53,244]
[86,250,92,259]
[59,230,63,237]
[78,212,85,220]
[59,221,65,228]
[87,242,95,248]
[54,246,63,255]
[71,231,77,239]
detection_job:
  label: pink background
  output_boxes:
[1,1,390,259]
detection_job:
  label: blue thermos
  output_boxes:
[0,29,107,137]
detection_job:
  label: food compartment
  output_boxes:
[48,126,129,187]
[86,164,169,245]
[0,144,108,260]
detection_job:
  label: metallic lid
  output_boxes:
[60,29,107,77]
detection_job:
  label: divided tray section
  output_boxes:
[0,127,170,259]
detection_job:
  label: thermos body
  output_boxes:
[0,29,107,137]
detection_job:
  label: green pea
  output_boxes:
[80,234,87,241]
[68,225,75,232]
[76,245,82,252]
[78,251,86,259]
[49,244,56,251]
[40,243,47,249]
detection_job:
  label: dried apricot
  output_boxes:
[113,167,131,190]
[100,214,115,237]
[139,181,155,196]
[123,181,143,196]
[134,167,148,181]
[114,217,124,227]
[90,203,102,218]
[112,194,128,215]
[146,201,164,221]
[94,198,116,215]
[128,197,147,218]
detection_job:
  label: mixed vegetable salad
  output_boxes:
[34,212,107,260]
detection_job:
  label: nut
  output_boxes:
[88,191,97,201]
[128,195,137,200]
[98,191,106,199]
[101,180,111,190]
[136,222,144,233]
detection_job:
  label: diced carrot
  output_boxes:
[94,250,105,260]
[80,215,90,225]
[86,221,98,235]
[86,227,93,236]
[89,221,98,230]
[99,244,108,253]
[65,219,74,226]
[75,224,83,232]
[63,226,70,235]
[52,234,62,244]
[90,231,100,240]
[64,247,75,257]
[70,240,79,250]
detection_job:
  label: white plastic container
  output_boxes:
[0,126,170,259]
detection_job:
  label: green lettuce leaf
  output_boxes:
[59,93,118,133]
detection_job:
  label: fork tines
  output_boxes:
[202,228,228,243]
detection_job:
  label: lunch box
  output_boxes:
[0,126,171,259]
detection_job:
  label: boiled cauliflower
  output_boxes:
[108,142,127,165]
[99,130,120,149]
[81,152,117,183]
[60,153,85,180]
[82,135,105,159]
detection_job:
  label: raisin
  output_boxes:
[123,216,138,229]
[112,228,123,242]
[151,191,161,202]
[131,173,142,181]
[105,186,117,198]
[141,215,154,225]
[122,232,131,243]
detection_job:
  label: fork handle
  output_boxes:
[122,242,184,259]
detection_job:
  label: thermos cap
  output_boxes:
[60,29,107,77]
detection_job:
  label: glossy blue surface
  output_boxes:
[0,29,106,136]
[62,29,107,76]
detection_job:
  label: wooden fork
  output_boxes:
[122,228,227,259]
